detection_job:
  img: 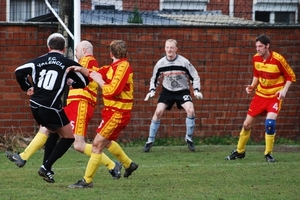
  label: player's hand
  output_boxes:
[89,71,102,81]
[66,66,84,74]
[144,89,155,101]
[275,89,287,100]
[67,78,74,86]
[193,90,203,99]
[246,85,254,94]
[27,87,34,96]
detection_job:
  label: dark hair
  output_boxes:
[47,33,65,51]
[110,40,127,59]
[256,34,270,46]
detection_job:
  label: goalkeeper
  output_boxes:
[143,39,203,152]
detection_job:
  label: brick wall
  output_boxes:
[207,0,230,15]
[123,0,160,11]
[0,1,6,21]
[0,24,299,142]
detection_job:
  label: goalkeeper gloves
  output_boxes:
[149,89,155,98]
[193,90,203,99]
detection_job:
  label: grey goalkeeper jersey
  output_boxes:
[149,54,201,92]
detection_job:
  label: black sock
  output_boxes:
[43,133,60,163]
[43,138,75,171]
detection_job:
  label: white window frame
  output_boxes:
[6,0,58,22]
[92,0,123,10]
[252,0,299,23]
[160,0,209,11]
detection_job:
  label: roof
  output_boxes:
[26,9,267,26]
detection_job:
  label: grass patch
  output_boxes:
[1,145,300,200]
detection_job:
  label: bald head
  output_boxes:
[75,40,94,61]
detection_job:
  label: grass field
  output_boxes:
[1,145,300,200]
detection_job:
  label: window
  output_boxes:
[160,0,209,11]
[253,1,298,24]
[275,12,295,24]
[8,0,58,22]
[255,11,270,23]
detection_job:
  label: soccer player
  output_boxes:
[143,39,203,152]
[44,40,122,179]
[225,34,296,162]
[12,33,89,183]
[6,40,121,180]
[68,40,138,188]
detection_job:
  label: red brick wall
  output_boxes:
[0,24,299,142]
[0,1,6,21]
[81,0,92,10]
[123,0,160,11]
[234,0,252,20]
[207,0,229,15]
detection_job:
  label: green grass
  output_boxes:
[1,145,300,200]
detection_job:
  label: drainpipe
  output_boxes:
[229,0,234,17]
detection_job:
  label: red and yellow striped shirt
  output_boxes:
[253,50,296,98]
[98,58,133,112]
[67,55,99,106]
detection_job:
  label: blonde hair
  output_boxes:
[165,39,177,46]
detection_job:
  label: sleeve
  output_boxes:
[15,63,34,92]
[149,62,160,91]
[187,62,201,91]
[97,65,110,82]
[102,63,131,97]
[67,71,89,89]
[278,57,296,83]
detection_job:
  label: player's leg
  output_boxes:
[38,109,74,183]
[143,102,167,152]
[181,101,196,151]
[237,115,255,153]
[5,125,49,167]
[69,101,121,178]
[102,110,138,178]
[264,98,281,162]
[43,132,60,174]
[226,114,255,160]
[107,141,138,178]
[69,134,110,188]
[264,112,278,162]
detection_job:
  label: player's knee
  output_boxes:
[243,122,252,130]
[154,110,164,118]
[73,140,84,152]
[185,108,195,117]
[265,119,276,135]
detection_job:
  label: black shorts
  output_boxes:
[158,88,192,110]
[30,102,70,130]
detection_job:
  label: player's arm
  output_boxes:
[187,62,203,99]
[144,63,160,101]
[275,80,293,100]
[101,64,131,97]
[246,77,258,94]
[15,63,34,92]
[67,70,89,89]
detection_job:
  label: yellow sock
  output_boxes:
[101,153,115,170]
[107,141,132,169]
[83,143,92,156]
[83,153,102,183]
[265,133,275,155]
[83,144,114,169]
[237,128,251,153]
[20,132,48,160]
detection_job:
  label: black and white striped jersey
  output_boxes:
[15,52,89,109]
[149,54,201,92]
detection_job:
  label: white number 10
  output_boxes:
[37,69,58,90]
